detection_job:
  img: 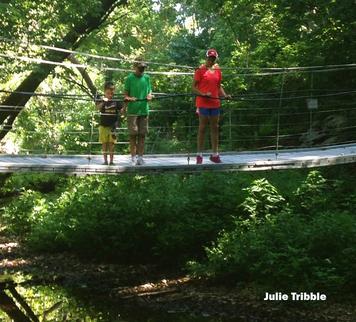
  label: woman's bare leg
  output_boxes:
[209,115,220,154]
[198,115,209,153]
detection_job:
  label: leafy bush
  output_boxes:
[2,166,356,296]
[292,170,328,215]
[1,173,66,195]
[190,210,356,294]
[2,190,50,235]
[1,173,239,262]
[239,178,287,222]
[188,171,356,295]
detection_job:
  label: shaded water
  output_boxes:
[0,284,237,322]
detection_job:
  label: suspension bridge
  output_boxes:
[0,143,356,175]
[1,38,356,175]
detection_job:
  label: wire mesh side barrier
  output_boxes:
[2,98,356,123]
[2,105,356,155]
[1,57,356,156]
[2,88,356,102]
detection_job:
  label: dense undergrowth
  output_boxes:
[1,164,355,295]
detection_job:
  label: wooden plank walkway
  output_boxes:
[0,144,356,175]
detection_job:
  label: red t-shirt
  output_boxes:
[194,64,222,108]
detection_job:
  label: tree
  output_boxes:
[0,0,128,140]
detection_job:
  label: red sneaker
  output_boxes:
[210,155,222,163]
[196,155,203,164]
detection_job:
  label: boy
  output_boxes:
[96,82,123,165]
[124,61,152,166]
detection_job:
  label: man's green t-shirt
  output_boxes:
[124,73,152,115]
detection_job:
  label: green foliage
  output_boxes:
[1,0,356,303]
[1,172,65,195]
[292,170,328,215]
[190,210,356,294]
[1,173,240,262]
[1,166,356,299]
[188,170,356,295]
[2,0,356,153]
[2,190,49,235]
[240,178,287,222]
[0,169,311,263]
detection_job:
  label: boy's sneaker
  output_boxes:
[131,156,137,166]
[210,154,222,163]
[109,161,115,166]
[136,156,145,166]
[196,155,203,164]
[103,161,108,165]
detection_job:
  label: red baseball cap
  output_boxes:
[206,49,218,58]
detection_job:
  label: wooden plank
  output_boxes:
[0,143,355,175]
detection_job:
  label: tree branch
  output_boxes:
[0,0,128,141]
[67,55,98,97]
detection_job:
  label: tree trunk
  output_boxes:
[0,0,127,141]
[68,54,98,97]
[0,290,32,322]
[7,286,40,322]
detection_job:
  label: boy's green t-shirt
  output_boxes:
[124,73,152,115]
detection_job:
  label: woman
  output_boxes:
[193,49,229,164]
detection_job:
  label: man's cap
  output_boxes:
[134,60,148,68]
[206,49,218,58]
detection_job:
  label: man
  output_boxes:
[193,48,230,164]
[124,61,153,166]
[96,82,123,165]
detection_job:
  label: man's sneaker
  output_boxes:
[210,154,222,163]
[136,156,145,166]
[109,161,115,166]
[131,156,137,166]
[196,155,203,164]
[103,161,108,165]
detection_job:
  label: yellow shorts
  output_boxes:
[99,126,117,144]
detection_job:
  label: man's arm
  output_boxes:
[124,91,136,102]
[124,77,136,102]
[146,92,153,101]
[146,76,153,101]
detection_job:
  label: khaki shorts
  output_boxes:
[99,126,116,144]
[127,115,148,136]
